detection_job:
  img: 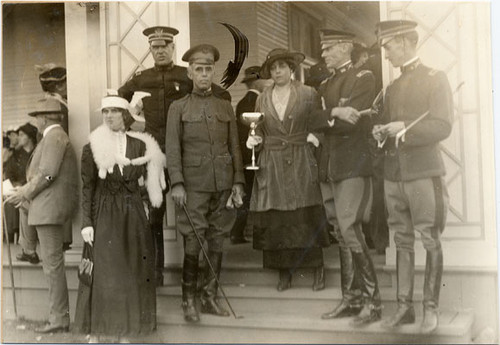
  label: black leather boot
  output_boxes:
[312,265,326,291]
[181,254,200,323]
[277,269,292,291]
[322,247,362,319]
[350,249,382,327]
[421,248,443,334]
[382,251,416,328]
[200,251,230,316]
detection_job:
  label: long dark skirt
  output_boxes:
[253,205,329,269]
[91,192,156,336]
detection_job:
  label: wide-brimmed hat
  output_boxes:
[28,98,63,117]
[260,48,305,79]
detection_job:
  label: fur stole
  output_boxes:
[89,125,167,207]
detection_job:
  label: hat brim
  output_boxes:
[260,52,305,79]
[241,75,259,83]
[28,110,63,117]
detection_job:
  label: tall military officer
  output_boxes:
[309,29,382,326]
[373,20,453,334]
[166,44,245,323]
[118,26,188,286]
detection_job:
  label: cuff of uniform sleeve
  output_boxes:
[168,172,184,187]
[233,171,246,185]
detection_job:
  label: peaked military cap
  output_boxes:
[143,26,179,44]
[182,44,220,65]
[319,29,355,50]
[375,20,418,46]
[241,66,262,83]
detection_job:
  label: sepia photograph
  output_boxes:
[1,1,498,343]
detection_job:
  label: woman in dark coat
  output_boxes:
[248,49,330,291]
[78,93,166,341]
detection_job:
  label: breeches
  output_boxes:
[384,177,448,252]
[176,189,235,256]
[320,177,372,252]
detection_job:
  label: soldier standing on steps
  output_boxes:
[373,20,453,334]
[166,44,245,323]
[308,29,382,326]
[119,26,190,287]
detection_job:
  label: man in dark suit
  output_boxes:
[230,66,271,244]
[6,97,79,333]
[310,29,381,326]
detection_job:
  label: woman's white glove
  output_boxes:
[306,133,320,148]
[81,226,94,245]
[246,135,263,149]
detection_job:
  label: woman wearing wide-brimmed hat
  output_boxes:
[75,91,166,342]
[247,48,330,291]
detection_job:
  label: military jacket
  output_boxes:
[380,60,453,182]
[310,63,376,182]
[118,64,191,151]
[166,90,245,192]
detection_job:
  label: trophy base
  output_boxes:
[245,165,260,171]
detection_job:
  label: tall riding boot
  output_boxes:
[421,248,443,334]
[181,254,200,323]
[382,251,416,328]
[200,251,230,316]
[312,265,325,291]
[277,269,292,291]
[322,247,362,319]
[350,249,382,326]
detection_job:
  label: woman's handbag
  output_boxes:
[73,243,94,334]
[78,243,94,286]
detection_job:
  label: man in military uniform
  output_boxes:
[166,44,245,323]
[119,27,230,286]
[310,29,382,326]
[118,26,189,286]
[373,20,453,334]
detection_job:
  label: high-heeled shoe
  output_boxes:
[312,265,326,291]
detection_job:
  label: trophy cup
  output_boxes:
[242,112,264,170]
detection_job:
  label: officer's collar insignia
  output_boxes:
[400,58,421,73]
[336,61,352,74]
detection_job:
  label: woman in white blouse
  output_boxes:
[247,49,330,292]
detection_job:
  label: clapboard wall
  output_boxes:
[2,3,66,131]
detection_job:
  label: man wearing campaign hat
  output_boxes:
[230,66,272,244]
[166,44,245,323]
[309,29,382,326]
[372,20,453,334]
[6,97,78,333]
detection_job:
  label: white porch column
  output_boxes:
[64,3,106,246]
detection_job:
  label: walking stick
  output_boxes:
[3,200,18,318]
[182,204,243,319]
